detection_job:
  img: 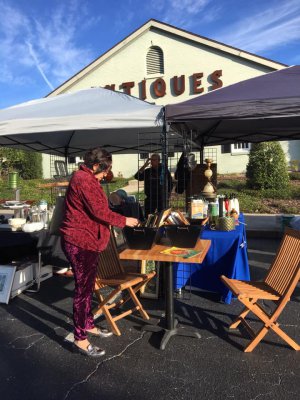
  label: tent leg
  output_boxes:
[161,108,169,210]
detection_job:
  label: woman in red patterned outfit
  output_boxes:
[61,147,139,357]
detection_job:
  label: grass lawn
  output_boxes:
[216,177,300,214]
[0,174,299,214]
[0,177,129,206]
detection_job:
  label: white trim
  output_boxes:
[231,143,251,155]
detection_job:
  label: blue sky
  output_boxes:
[1,0,300,109]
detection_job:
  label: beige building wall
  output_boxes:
[44,20,298,178]
[63,28,272,104]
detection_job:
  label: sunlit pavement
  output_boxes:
[0,235,299,400]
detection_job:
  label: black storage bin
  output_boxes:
[160,225,203,248]
[123,226,162,250]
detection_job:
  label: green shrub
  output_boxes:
[246,142,289,190]
[289,171,300,180]
[0,148,42,179]
[262,187,292,199]
[19,152,43,179]
[289,159,299,172]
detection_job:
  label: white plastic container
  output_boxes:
[191,199,204,219]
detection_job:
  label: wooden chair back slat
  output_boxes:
[96,232,124,280]
[265,229,300,295]
[93,228,155,336]
[221,228,300,352]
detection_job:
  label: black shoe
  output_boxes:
[73,343,105,357]
[87,328,113,338]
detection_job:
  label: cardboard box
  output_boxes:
[10,263,34,298]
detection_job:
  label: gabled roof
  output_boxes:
[48,19,288,97]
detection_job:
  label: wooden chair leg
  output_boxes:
[117,277,154,308]
[238,299,300,352]
[271,324,300,351]
[244,325,269,352]
[230,307,251,329]
[229,299,257,329]
[128,286,150,320]
[102,304,122,336]
[93,289,104,317]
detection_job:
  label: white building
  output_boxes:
[43,19,300,178]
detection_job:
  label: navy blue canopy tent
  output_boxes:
[165,65,300,147]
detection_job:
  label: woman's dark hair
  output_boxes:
[84,147,112,171]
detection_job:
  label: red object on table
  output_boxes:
[102,170,114,183]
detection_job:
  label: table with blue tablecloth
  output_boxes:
[174,214,250,304]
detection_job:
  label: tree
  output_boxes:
[0,148,43,179]
[20,151,43,179]
[246,142,289,190]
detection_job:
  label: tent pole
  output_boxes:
[64,147,68,165]
[199,136,204,164]
[161,107,169,210]
[200,146,204,164]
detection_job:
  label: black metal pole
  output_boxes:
[161,107,169,210]
[165,262,175,330]
[200,136,205,164]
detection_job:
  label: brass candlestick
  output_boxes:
[202,158,217,199]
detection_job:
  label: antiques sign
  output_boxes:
[104,70,223,100]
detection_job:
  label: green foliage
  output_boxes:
[0,148,42,179]
[0,177,131,206]
[246,142,290,190]
[289,159,299,172]
[1,175,298,213]
[19,152,43,179]
[215,177,299,214]
[289,171,300,180]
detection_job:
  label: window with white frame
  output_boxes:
[139,152,149,160]
[231,142,251,154]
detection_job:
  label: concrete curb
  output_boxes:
[243,213,298,238]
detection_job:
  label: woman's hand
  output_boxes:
[125,217,139,227]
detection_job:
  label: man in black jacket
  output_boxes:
[134,153,173,217]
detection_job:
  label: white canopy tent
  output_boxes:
[0,88,166,157]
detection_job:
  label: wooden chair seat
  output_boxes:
[98,272,155,290]
[221,228,300,352]
[221,277,280,300]
[93,229,156,336]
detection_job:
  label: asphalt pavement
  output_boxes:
[0,234,299,400]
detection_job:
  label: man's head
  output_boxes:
[150,153,160,169]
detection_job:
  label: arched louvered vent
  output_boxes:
[146,46,164,75]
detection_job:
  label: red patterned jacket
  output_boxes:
[60,164,126,252]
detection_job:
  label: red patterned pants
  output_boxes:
[61,238,99,341]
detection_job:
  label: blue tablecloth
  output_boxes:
[174,214,250,304]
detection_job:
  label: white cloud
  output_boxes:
[143,0,215,29]
[168,0,210,14]
[26,41,54,90]
[216,0,300,54]
[162,0,212,28]
[0,0,97,91]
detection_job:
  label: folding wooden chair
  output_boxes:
[93,230,156,336]
[53,160,72,180]
[221,228,300,352]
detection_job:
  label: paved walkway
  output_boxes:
[120,179,143,194]
[1,236,299,400]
